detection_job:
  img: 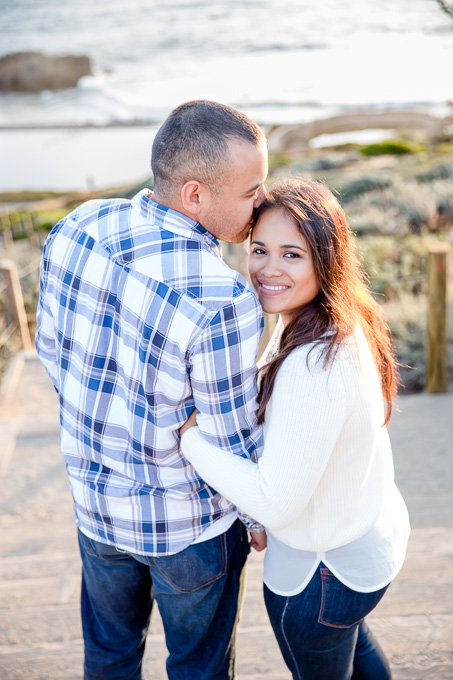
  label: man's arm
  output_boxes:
[35,244,59,392]
[187,288,264,531]
[188,290,263,457]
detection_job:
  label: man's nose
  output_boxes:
[253,185,267,209]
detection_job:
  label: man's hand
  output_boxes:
[250,530,267,552]
[180,409,197,437]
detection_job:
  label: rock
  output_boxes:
[0,51,92,93]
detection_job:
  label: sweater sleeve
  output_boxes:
[180,346,349,531]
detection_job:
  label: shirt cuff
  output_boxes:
[238,512,265,533]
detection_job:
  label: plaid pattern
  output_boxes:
[36,190,263,555]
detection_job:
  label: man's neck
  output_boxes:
[151,190,198,223]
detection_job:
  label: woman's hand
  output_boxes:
[250,530,267,552]
[180,408,197,437]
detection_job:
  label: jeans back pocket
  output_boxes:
[150,532,227,593]
[318,566,389,629]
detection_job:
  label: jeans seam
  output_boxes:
[319,567,354,628]
[280,598,302,680]
[318,567,329,625]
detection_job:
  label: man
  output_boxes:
[35,100,268,680]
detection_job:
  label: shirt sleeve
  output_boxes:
[188,288,264,459]
[35,240,59,392]
[181,346,349,531]
[187,288,265,531]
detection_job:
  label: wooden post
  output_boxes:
[0,216,13,252]
[8,212,19,241]
[426,243,450,393]
[0,259,33,350]
[22,212,40,249]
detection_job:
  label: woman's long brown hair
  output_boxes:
[254,178,397,426]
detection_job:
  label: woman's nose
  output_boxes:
[260,257,282,278]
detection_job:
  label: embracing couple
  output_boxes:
[36,100,410,680]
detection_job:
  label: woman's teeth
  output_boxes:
[261,283,289,290]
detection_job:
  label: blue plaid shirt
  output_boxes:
[35,189,264,556]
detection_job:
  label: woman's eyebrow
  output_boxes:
[251,240,307,253]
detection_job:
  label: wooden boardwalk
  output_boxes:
[0,352,452,679]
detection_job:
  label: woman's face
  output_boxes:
[248,207,319,326]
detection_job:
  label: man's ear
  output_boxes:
[180,180,210,216]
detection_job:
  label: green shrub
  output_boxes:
[348,205,402,236]
[268,155,293,172]
[305,152,359,172]
[336,175,391,203]
[382,294,427,392]
[359,139,423,157]
[356,234,437,300]
[416,163,453,183]
[343,175,453,236]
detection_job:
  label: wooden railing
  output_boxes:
[0,211,48,252]
[0,259,33,351]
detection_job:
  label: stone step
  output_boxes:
[0,523,78,559]
[0,526,451,599]
[0,641,86,680]
[0,560,266,643]
[0,606,287,680]
[403,494,453,530]
[0,574,81,610]
[0,352,59,420]
[0,552,79,581]
[0,506,451,678]
[369,613,453,676]
[1,546,452,679]
[390,668,453,680]
[1,615,452,680]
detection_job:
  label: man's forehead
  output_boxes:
[226,136,267,156]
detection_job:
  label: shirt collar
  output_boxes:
[132,189,221,251]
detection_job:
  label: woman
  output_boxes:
[180,178,410,680]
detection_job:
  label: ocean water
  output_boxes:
[1,0,452,190]
[1,0,453,126]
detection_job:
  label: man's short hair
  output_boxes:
[151,100,265,197]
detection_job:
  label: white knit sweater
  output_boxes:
[181,326,404,553]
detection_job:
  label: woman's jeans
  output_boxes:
[264,563,392,680]
[77,519,250,680]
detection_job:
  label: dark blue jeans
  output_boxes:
[77,520,250,680]
[264,563,391,680]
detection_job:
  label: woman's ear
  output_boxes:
[180,180,211,216]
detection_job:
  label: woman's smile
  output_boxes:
[257,280,291,295]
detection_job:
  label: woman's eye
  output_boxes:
[284,252,300,259]
[253,248,266,255]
